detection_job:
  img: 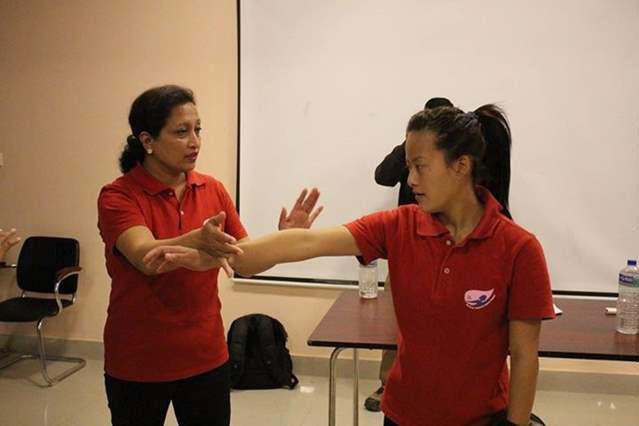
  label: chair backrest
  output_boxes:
[16,236,80,294]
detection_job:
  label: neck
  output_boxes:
[142,159,186,188]
[435,186,484,243]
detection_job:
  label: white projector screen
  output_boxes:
[237,0,639,293]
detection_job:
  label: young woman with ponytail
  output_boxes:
[145,105,554,426]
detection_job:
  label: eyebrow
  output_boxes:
[406,156,427,163]
[174,120,201,127]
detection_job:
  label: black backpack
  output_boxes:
[227,314,299,390]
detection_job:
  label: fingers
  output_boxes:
[278,207,288,230]
[203,224,236,245]
[201,221,243,256]
[220,258,234,278]
[0,228,19,247]
[302,187,320,211]
[308,205,324,225]
[203,240,244,257]
[203,211,227,228]
[294,188,308,209]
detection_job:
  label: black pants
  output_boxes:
[384,417,398,426]
[105,363,230,426]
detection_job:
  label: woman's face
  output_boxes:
[405,130,468,214]
[143,102,201,175]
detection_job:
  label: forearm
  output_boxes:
[117,227,202,275]
[507,353,539,425]
[232,226,360,276]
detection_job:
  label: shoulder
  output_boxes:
[493,215,542,255]
[99,174,138,200]
[191,171,228,193]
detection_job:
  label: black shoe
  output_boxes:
[364,386,384,412]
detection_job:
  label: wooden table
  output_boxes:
[308,291,639,426]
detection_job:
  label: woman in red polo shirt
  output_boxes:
[146,105,555,426]
[97,85,321,426]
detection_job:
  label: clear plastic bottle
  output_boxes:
[616,259,639,334]
[358,260,378,299]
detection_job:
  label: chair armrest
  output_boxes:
[55,266,82,283]
[52,266,82,314]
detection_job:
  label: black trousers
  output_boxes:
[105,363,230,426]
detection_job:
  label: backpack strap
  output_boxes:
[254,315,278,372]
[227,316,251,387]
[255,315,299,389]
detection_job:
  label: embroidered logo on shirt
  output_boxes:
[464,289,495,310]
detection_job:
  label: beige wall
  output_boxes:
[1,1,637,375]
[0,0,344,359]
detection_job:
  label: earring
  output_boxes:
[146,148,153,155]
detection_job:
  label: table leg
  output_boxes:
[353,348,359,426]
[329,347,346,426]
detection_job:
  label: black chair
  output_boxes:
[0,236,85,386]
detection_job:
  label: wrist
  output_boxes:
[186,228,204,250]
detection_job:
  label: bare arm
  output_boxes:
[507,319,542,425]
[116,226,204,275]
[230,226,361,276]
[117,218,243,276]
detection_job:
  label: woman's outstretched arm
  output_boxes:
[230,226,361,276]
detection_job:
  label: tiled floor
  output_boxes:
[0,358,637,426]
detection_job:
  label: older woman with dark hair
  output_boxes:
[98,84,322,426]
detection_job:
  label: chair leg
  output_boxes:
[35,318,86,386]
[0,320,87,386]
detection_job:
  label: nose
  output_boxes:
[407,166,418,189]
[188,130,201,148]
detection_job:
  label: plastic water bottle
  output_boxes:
[616,259,639,335]
[358,260,378,299]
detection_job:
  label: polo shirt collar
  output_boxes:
[128,165,206,195]
[415,187,504,240]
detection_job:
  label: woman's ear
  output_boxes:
[453,155,473,177]
[139,131,154,154]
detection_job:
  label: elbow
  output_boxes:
[233,265,255,278]
[229,254,262,277]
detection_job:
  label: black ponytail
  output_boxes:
[119,135,147,173]
[406,104,513,219]
[474,105,512,219]
[118,84,196,174]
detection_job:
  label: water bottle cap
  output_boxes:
[628,259,637,266]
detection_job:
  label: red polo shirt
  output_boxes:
[97,165,247,382]
[346,189,555,426]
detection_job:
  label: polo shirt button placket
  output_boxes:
[443,267,450,274]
